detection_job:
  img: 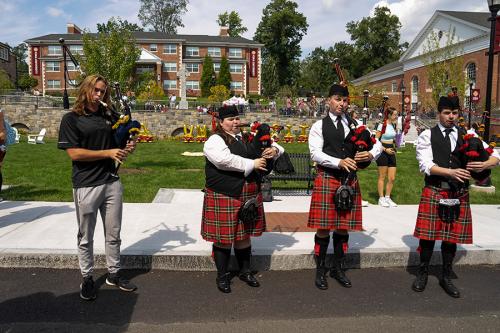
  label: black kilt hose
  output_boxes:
[201,181,265,244]
[308,168,363,231]
[414,186,472,244]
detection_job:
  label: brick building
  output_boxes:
[24,23,263,97]
[352,10,497,120]
[0,42,17,86]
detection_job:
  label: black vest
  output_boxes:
[425,125,466,184]
[205,135,258,197]
[321,115,355,160]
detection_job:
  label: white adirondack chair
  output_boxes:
[27,128,46,144]
[13,127,20,143]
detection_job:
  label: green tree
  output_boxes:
[138,0,189,34]
[217,11,248,37]
[254,0,308,87]
[200,55,216,97]
[0,69,14,90]
[97,17,143,33]
[422,27,465,108]
[11,43,29,82]
[345,6,408,78]
[261,56,280,97]
[17,74,38,91]
[137,79,164,101]
[208,85,230,103]
[217,56,231,90]
[79,18,141,91]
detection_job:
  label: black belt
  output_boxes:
[318,166,356,179]
[425,179,468,191]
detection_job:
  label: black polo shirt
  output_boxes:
[58,106,119,188]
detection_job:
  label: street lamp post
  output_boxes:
[400,82,406,117]
[468,81,474,129]
[363,89,369,125]
[484,0,500,141]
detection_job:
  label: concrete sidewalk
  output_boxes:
[0,189,499,271]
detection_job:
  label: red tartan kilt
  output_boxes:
[201,182,266,244]
[414,186,473,244]
[308,169,363,231]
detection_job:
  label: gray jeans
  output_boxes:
[73,180,123,277]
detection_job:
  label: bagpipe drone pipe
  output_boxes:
[109,82,141,149]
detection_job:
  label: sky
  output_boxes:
[0,0,489,57]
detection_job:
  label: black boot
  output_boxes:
[235,246,260,287]
[412,239,435,293]
[440,242,460,298]
[330,232,352,288]
[213,245,231,293]
[314,234,330,290]
[412,263,429,292]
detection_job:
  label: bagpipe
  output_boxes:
[458,131,494,182]
[333,58,376,170]
[244,121,274,175]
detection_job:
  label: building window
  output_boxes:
[48,45,62,55]
[208,47,221,57]
[186,63,199,73]
[229,64,243,73]
[466,62,476,84]
[47,80,61,88]
[228,48,242,58]
[69,45,83,55]
[163,80,177,89]
[150,44,157,52]
[135,65,154,74]
[230,81,243,90]
[391,81,397,93]
[186,80,199,90]
[186,46,199,56]
[46,61,60,72]
[163,62,177,72]
[411,76,419,94]
[66,61,77,71]
[0,47,9,61]
[213,63,220,72]
[163,44,177,54]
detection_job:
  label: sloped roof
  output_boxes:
[352,60,403,84]
[437,10,490,29]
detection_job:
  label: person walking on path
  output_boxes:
[58,74,138,301]
[201,105,284,293]
[412,95,499,298]
[375,107,399,207]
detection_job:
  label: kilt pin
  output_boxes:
[308,168,363,231]
[414,185,472,244]
[201,181,265,244]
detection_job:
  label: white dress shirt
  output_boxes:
[308,112,382,169]
[416,123,500,175]
[204,132,285,177]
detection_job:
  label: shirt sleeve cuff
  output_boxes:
[243,159,254,177]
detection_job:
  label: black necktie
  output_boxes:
[336,115,345,138]
[444,128,453,153]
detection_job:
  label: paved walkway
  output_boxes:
[0,189,499,270]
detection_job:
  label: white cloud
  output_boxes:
[47,6,64,17]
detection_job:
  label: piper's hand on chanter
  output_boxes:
[339,157,357,172]
[261,147,279,159]
[466,161,489,173]
[109,148,128,164]
[354,151,373,162]
[125,139,137,154]
[448,168,471,183]
[253,157,268,172]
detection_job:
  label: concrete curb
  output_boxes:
[2,248,500,271]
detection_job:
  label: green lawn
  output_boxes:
[2,139,499,204]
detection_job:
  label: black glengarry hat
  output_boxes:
[328,84,349,97]
[438,95,460,112]
[217,105,239,119]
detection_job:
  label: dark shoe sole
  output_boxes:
[239,276,260,288]
[315,283,328,290]
[439,281,460,298]
[80,284,96,301]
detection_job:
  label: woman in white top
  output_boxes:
[375,107,399,207]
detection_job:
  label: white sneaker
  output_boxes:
[385,197,398,207]
[361,200,369,207]
[378,197,389,207]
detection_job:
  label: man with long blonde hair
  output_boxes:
[58,74,137,301]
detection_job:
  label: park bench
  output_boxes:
[267,152,315,196]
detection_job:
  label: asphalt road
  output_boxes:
[0,266,499,332]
